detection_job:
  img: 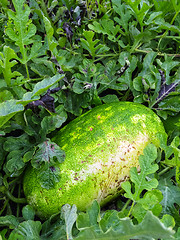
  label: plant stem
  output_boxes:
[135,48,180,57]
[16,184,21,217]
[127,201,135,217]
[158,166,171,176]
[121,198,132,212]
[155,35,180,39]
[5,189,27,204]
[25,62,30,80]
[0,199,9,215]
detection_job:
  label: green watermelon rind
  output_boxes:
[23,102,166,219]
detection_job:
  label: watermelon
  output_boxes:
[23,102,166,219]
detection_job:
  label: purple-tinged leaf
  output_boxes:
[31,139,65,169]
[155,79,180,105]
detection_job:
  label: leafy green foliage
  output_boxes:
[75,201,175,240]
[88,19,123,45]
[0,100,24,128]
[124,0,152,31]
[31,139,65,189]
[5,0,41,69]
[0,0,179,239]
[0,46,22,87]
[132,189,163,222]
[121,144,159,202]
[80,30,109,59]
[61,204,78,240]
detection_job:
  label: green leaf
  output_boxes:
[157,177,180,215]
[37,164,61,190]
[3,134,33,176]
[118,52,138,93]
[124,0,152,29]
[132,189,163,222]
[11,220,42,240]
[157,94,180,113]
[171,0,180,13]
[162,113,180,137]
[8,232,24,240]
[154,17,180,35]
[0,100,24,128]
[31,139,65,168]
[156,55,180,84]
[30,139,65,189]
[64,91,91,116]
[101,94,119,103]
[76,206,175,240]
[4,151,25,177]
[22,205,36,221]
[80,30,109,58]
[40,105,67,135]
[6,0,37,65]
[0,90,14,103]
[0,215,19,229]
[41,212,66,240]
[122,144,159,202]
[88,18,123,44]
[77,201,100,230]
[0,46,22,87]
[174,227,180,240]
[112,0,132,35]
[31,73,65,97]
[30,57,56,77]
[43,15,58,55]
[161,214,175,229]
[61,204,78,240]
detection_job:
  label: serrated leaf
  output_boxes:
[4,151,25,177]
[112,0,132,34]
[12,220,42,240]
[124,0,152,28]
[132,189,163,222]
[6,0,37,64]
[80,30,109,58]
[157,177,180,215]
[0,46,22,87]
[0,100,24,128]
[30,57,56,77]
[154,17,180,35]
[118,52,138,93]
[157,56,180,85]
[61,204,78,240]
[77,201,100,231]
[122,144,159,202]
[76,207,175,240]
[3,134,34,176]
[88,18,122,42]
[31,139,65,169]
[162,113,180,137]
